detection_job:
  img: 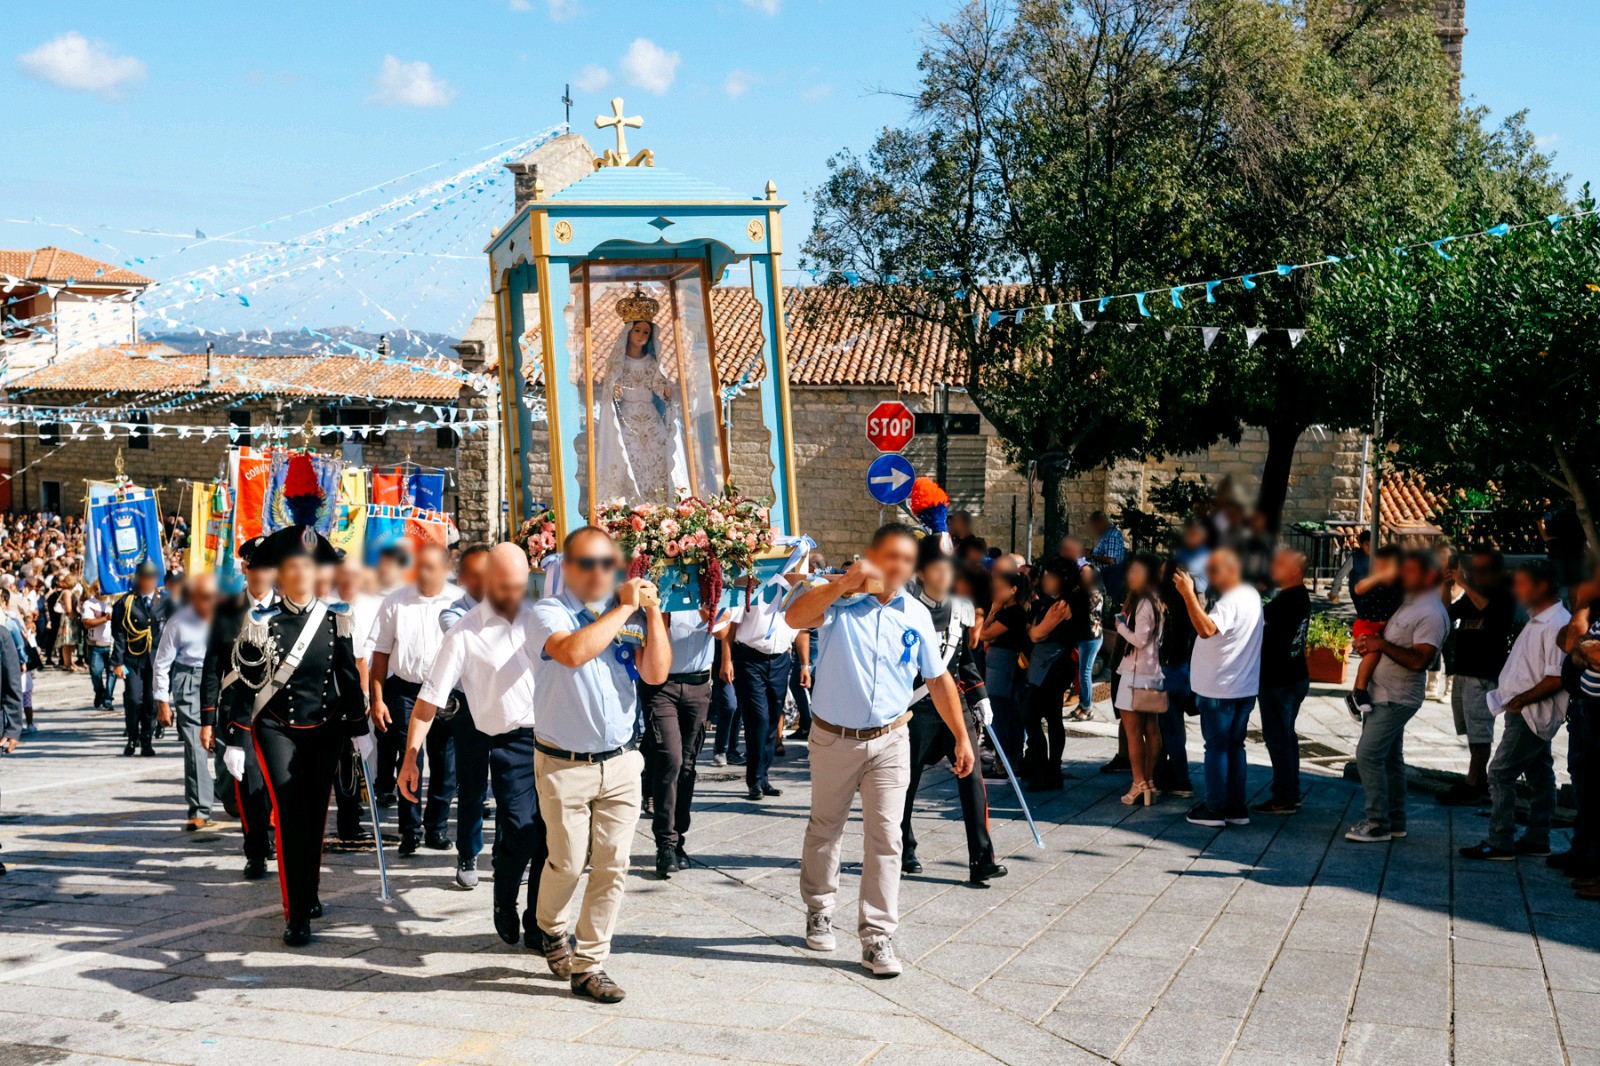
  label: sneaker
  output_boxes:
[728,751,746,765]
[1345,689,1373,722]
[571,969,626,1003]
[540,929,576,978]
[760,783,782,798]
[655,844,676,880]
[861,937,903,977]
[804,910,836,952]
[711,752,728,768]
[1250,799,1299,816]
[1459,841,1515,861]
[1513,837,1551,858]
[1223,808,1251,827]
[1389,828,1408,839]
[674,843,689,869]
[1345,820,1393,843]
[1185,803,1226,827]
[456,856,479,889]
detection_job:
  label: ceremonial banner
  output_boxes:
[372,468,404,506]
[363,504,407,566]
[408,471,447,510]
[88,489,164,594]
[331,468,367,560]
[187,481,236,578]
[265,450,340,534]
[406,507,450,550]
[234,450,271,548]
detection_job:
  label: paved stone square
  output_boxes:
[1,670,1595,1065]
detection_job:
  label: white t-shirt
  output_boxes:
[80,594,113,645]
[1189,584,1264,700]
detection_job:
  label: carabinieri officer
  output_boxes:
[784,522,976,978]
[219,526,370,946]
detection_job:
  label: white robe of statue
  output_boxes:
[592,320,691,504]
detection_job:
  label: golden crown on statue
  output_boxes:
[615,285,660,323]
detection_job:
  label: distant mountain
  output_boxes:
[145,326,460,361]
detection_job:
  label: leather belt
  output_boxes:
[534,737,640,764]
[812,712,912,741]
[666,670,711,685]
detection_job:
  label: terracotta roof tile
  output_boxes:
[9,344,459,401]
[1329,471,1441,539]
[0,247,152,287]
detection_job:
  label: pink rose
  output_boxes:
[677,504,694,518]
[756,507,770,523]
[661,518,680,537]
[694,532,710,548]
[629,516,646,532]
[710,510,725,524]
[664,541,680,558]
[745,534,758,550]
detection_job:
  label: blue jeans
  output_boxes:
[1197,695,1255,813]
[1075,637,1103,709]
[711,640,741,756]
[86,644,115,707]
[1258,680,1309,805]
[454,707,491,862]
[1156,664,1194,790]
[1355,700,1422,832]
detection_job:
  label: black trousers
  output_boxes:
[455,705,491,862]
[711,640,741,757]
[384,678,456,842]
[486,728,547,934]
[642,677,712,848]
[787,654,813,732]
[1023,653,1075,783]
[122,663,156,743]
[333,745,366,839]
[901,703,996,869]
[1571,696,1600,875]
[734,645,789,791]
[236,738,273,863]
[253,716,343,923]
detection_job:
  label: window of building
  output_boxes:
[38,423,60,446]
[128,413,151,450]
[437,424,459,449]
[41,480,62,515]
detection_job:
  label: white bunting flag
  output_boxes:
[1245,327,1266,349]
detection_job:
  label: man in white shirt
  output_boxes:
[728,575,804,802]
[154,574,219,832]
[1462,560,1571,861]
[1174,548,1263,828]
[399,544,545,944]
[1346,551,1451,844]
[439,545,493,889]
[80,587,116,711]
[370,543,459,856]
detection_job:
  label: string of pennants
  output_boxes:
[0,416,499,442]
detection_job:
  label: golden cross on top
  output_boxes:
[595,97,642,159]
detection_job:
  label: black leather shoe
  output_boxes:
[641,798,655,817]
[282,920,312,947]
[307,899,323,920]
[969,861,1008,883]
[673,844,689,869]
[760,783,782,798]
[398,836,421,857]
[493,904,521,945]
[376,792,396,808]
[122,742,136,757]
[571,969,626,1003]
[901,854,923,875]
[338,828,374,846]
[746,788,763,801]
[140,742,157,757]
[243,858,268,880]
[424,833,453,851]
[540,929,575,979]
[655,844,675,879]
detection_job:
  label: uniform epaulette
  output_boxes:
[328,601,355,638]
[953,595,976,628]
[617,622,646,646]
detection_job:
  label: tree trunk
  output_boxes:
[1041,459,1073,561]
[1255,422,1304,534]
[1552,439,1600,562]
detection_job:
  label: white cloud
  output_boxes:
[16,31,145,98]
[742,0,781,13]
[508,0,533,9]
[724,70,755,98]
[369,55,456,108]
[621,38,680,95]
[546,0,581,19]
[1536,133,1561,150]
[801,82,834,102]
[574,63,610,93]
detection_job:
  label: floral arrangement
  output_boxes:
[514,506,560,562]
[597,490,775,606]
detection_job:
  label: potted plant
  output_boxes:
[1306,612,1352,684]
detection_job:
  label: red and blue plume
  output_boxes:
[910,477,949,534]
[283,452,323,528]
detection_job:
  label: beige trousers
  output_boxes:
[798,724,911,941]
[534,748,643,974]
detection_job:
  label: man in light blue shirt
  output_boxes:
[526,526,668,1004]
[154,574,219,831]
[785,523,975,978]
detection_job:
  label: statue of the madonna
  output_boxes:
[592,286,691,504]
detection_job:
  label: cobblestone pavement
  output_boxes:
[1,670,1595,1066]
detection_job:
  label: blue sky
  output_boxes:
[1,1,1591,336]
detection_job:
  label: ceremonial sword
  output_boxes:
[354,749,393,903]
[978,719,1044,849]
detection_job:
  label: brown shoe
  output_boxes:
[539,929,574,979]
[571,969,625,1003]
[184,817,213,832]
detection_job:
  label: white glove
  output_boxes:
[353,732,376,763]
[973,698,994,728]
[223,746,246,781]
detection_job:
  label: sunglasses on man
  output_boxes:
[569,556,618,573]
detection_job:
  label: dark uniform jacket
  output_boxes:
[201,591,275,730]
[909,586,987,717]
[110,589,175,670]
[219,600,368,745]
[0,629,22,743]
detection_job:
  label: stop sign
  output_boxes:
[866,400,915,452]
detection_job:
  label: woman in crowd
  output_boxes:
[1069,556,1105,719]
[1114,555,1166,805]
[1023,561,1077,791]
[980,569,1031,779]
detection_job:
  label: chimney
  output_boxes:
[506,161,542,214]
[205,341,215,388]
[376,334,389,356]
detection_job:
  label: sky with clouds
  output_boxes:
[1,1,1591,333]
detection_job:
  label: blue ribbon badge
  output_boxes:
[900,629,919,665]
[614,644,639,682]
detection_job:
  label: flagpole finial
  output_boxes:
[114,448,125,479]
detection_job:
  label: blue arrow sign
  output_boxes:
[866,453,915,506]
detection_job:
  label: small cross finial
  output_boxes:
[594,97,643,159]
[561,83,573,127]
